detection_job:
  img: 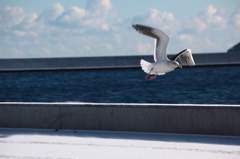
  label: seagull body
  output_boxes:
[132,24,195,80]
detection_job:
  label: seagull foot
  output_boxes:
[149,76,156,80]
[145,68,153,79]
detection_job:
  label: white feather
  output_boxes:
[132,24,195,79]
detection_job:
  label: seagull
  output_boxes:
[132,24,195,80]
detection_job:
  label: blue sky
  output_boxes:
[0,0,239,58]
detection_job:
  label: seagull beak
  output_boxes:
[178,65,182,68]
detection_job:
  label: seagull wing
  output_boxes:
[170,49,195,66]
[132,24,170,62]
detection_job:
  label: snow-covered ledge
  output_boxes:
[1,102,240,136]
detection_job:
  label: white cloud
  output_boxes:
[201,4,217,16]
[130,5,231,54]
[204,38,216,46]
[176,35,220,53]
[229,5,240,28]
[182,17,207,33]
[197,5,226,29]
[86,0,112,17]
[58,7,86,27]
[11,48,23,55]
[136,42,152,54]
[182,5,227,34]
[132,9,181,33]
[42,47,51,55]
[0,2,239,58]
[85,46,91,51]
[13,30,38,37]
[230,13,240,27]
[102,43,113,50]
[0,7,26,28]
[178,34,193,43]
[101,24,110,31]
[57,0,112,29]
[37,3,64,23]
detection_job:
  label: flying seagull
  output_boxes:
[132,24,195,80]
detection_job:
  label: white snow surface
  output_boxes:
[0,128,240,159]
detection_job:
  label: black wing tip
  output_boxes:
[132,24,138,31]
[170,49,190,61]
[132,24,142,33]
[132,24,153,32]
[179,49,188,54]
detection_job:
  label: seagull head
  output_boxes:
[169,61,182,69]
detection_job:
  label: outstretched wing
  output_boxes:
[170,49,195,66]
[132,24,170,62]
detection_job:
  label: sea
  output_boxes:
[0,66,240,104]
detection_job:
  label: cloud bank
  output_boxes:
[0,0,239,58]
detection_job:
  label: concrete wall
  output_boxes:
[0,52,240,71]
[1,102,240,136]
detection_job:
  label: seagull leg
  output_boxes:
[149,74,157,80]
[145,68,153,79]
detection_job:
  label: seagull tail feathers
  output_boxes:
[140,59,154,74]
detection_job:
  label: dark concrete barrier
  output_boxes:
[0,102,240,136]
[0,52,240,71]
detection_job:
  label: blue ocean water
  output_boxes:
[0,66,240,104]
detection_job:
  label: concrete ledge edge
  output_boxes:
[1,102,240,108]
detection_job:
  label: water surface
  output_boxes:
[0,66,240,104]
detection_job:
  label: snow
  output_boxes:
[0,128,240,159]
